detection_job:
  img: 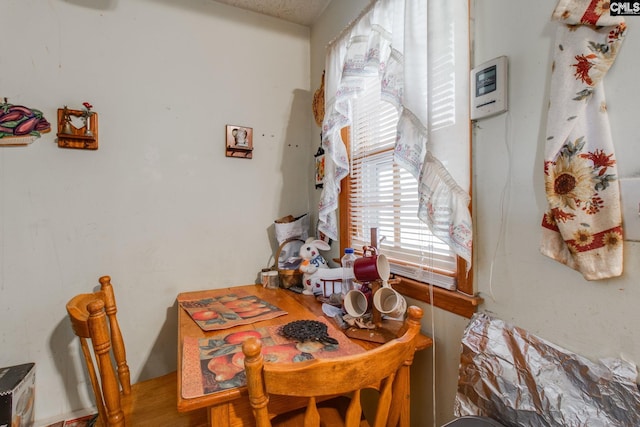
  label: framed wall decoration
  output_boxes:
[0,99,51,146]
[314,144,325,189]
[56,103,98,150]
[312,70,325,127]
[225,125,253,159]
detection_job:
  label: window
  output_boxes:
[339,110,480,318]
[348,78,458,289]
[331,0,481,318]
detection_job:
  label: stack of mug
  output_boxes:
[342,247,407,319]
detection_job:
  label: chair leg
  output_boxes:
[387,365,411,427]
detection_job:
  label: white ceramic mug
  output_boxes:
[343,289,370,318]
[373,282,407,319]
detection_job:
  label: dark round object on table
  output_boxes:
[279,320,339,345]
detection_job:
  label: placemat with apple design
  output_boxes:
[181,317,365,398]
[179,291,287,331]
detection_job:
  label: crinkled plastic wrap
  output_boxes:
[454,313,640,426]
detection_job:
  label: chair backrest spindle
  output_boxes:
[87,299,126,427]
[98,276,131,394]
[66,275,130,426]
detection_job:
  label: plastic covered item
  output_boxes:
[274,213,309,244]
[273,213,308,272]
[455,312,640,427]
[443,416,505,427]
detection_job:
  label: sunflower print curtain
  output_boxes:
[541,0,626,280]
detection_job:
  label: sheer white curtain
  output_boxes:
[318,0,472,269]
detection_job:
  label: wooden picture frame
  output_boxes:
[56,107,98,150]
[314,145,325,189]
[225,125,253,159]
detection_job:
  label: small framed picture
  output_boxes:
[226,125,253,158]
[314,145,325,189]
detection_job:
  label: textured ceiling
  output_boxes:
[212,0,332,26]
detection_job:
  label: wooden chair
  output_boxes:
[66,275,208,427]
[242,305,424,427]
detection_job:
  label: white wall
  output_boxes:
[1,0,311,422]
[474,0,640,361]
[472,0,640,422]
[5,0,638,425]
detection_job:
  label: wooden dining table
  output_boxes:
[176,283,433,427]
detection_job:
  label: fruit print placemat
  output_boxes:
[179,290,288,331]
[181,317,365,399]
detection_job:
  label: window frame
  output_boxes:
[338,127,482,319]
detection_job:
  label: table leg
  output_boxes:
[209,403,230,427]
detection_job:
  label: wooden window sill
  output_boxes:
[391,275,483,319]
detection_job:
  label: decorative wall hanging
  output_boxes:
[540,0,626,280]
[314,144,325,189]
[312,70,325,127]
[0,99,51,146]
[57,102,98,150]
[225,125,253,159]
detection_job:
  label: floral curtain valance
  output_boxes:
[318,0,472,270]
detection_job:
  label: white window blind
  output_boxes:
[323,0,471,291]
[349,78,458,290]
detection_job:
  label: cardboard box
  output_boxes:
[0,363,35,427]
